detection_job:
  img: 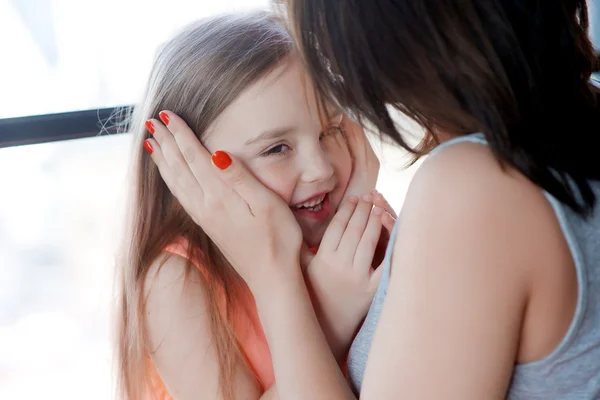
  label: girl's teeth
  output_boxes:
[296,195,325,210]
[303,203,323,212]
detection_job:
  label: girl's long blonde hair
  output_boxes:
[114,11,293,399]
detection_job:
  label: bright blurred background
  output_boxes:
[0,0,598,398]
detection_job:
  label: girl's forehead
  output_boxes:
[204,59,338,148]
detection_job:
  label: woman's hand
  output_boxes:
[145,111,303,292]
[303,193,395,364]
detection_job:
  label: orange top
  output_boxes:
[148,239,274,399]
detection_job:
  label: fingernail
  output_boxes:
[143,140,153,155]
[159,111,170,125]
[211,150,232,170]
[145,120,155,135]
[363,194,374,202]
[373,206,384,215]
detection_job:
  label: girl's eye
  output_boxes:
[261,143,290,157]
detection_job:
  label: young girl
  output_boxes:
[145,0,600,399]
[115,11,394,400]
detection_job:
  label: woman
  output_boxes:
[145,0,600,398]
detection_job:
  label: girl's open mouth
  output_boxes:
[292,193,331,221]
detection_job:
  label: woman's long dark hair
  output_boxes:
[282,0,600,216]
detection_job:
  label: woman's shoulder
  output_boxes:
[403,137,567,284]
[412,138,546,218]
[398,138,578,360]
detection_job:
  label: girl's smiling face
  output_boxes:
[204,56,356,247]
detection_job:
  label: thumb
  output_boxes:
[211,150,274,205]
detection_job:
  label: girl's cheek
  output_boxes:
[248,162,296,203]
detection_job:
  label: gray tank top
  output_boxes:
[347,133,600,398]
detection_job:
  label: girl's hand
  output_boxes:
[303,193,395,364]
[341,117,381,202]
[145,111,303,293]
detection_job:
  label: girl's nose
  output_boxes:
[300,151,334,183]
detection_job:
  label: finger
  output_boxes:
[320,196,359,250]
[382,211,396,234]
[144,137,180,196]
[354,206,384,270]
[372,190,397,218]
[146,118,203,201]
[337,194,374,255]
[157,111,223,192]
[144,138,203,221]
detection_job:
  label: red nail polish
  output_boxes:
[211,151,232,170]
[159,111,170,125]
[143,140,153,155]
[145,120,155,135]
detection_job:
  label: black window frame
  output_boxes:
[1,77,599,149]
[0,107,128,149]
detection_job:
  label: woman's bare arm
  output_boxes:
[361,143,535,399]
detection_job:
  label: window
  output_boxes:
[0,0,269,119]
[0,133,132,399]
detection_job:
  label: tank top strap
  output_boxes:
[163,237,212,281]
[428,133,488,157]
